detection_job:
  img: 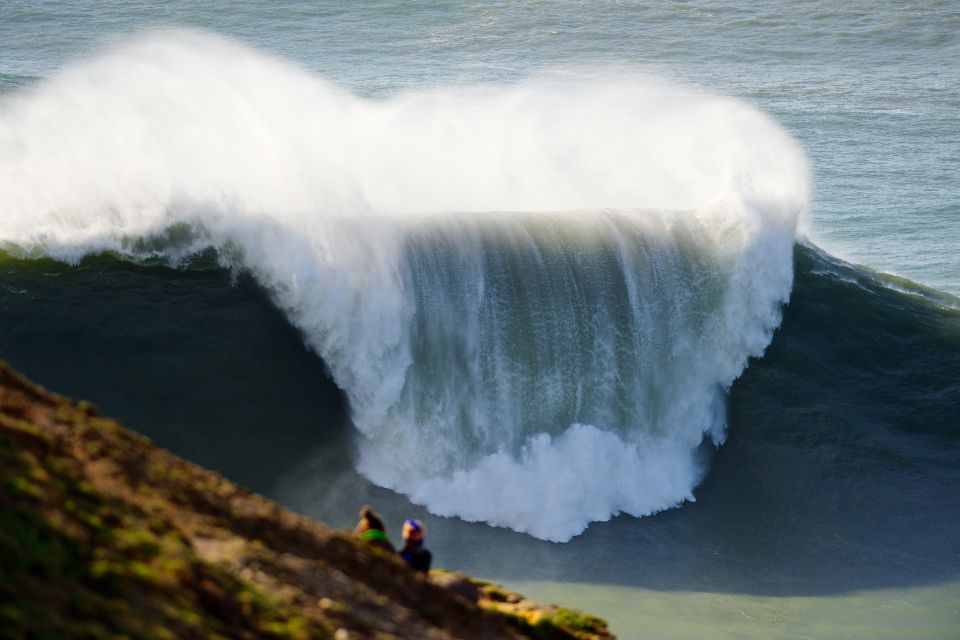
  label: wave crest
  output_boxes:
[0,30,809,540]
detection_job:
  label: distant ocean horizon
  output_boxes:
[2,3,958,638]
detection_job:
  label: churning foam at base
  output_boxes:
[368,424,702,541]
[0,30,809,541]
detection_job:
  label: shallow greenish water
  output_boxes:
[503,580,960,640]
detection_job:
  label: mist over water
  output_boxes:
[0,31,810,540]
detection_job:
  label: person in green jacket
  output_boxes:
[353,505,395,553]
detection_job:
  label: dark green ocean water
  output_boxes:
[2,243,958,636]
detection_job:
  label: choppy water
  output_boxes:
[1,2,958,638]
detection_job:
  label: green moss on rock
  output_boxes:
[0,362,614,639]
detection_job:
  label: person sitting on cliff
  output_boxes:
[353,505,395,553]
[399,518,432,574]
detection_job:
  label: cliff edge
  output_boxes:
[0,362,613,640]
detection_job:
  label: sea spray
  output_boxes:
[0,30,809,541]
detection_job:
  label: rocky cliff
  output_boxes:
[0,363,613,640]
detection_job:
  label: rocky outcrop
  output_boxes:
[0,362,613,640]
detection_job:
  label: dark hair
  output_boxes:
[358,505,386,532]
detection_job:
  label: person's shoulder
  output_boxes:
[415,547,432,569]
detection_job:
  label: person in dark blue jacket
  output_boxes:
[399,518,432,574]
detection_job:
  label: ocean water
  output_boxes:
[1,2,958,638]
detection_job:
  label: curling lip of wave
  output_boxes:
[0,30,809,541]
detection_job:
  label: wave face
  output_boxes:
[0,31,809,541]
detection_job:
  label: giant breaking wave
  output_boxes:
[0,31,809,541]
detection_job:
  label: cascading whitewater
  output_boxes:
[0,30,809,541]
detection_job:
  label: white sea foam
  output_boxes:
[0,30,809,541]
